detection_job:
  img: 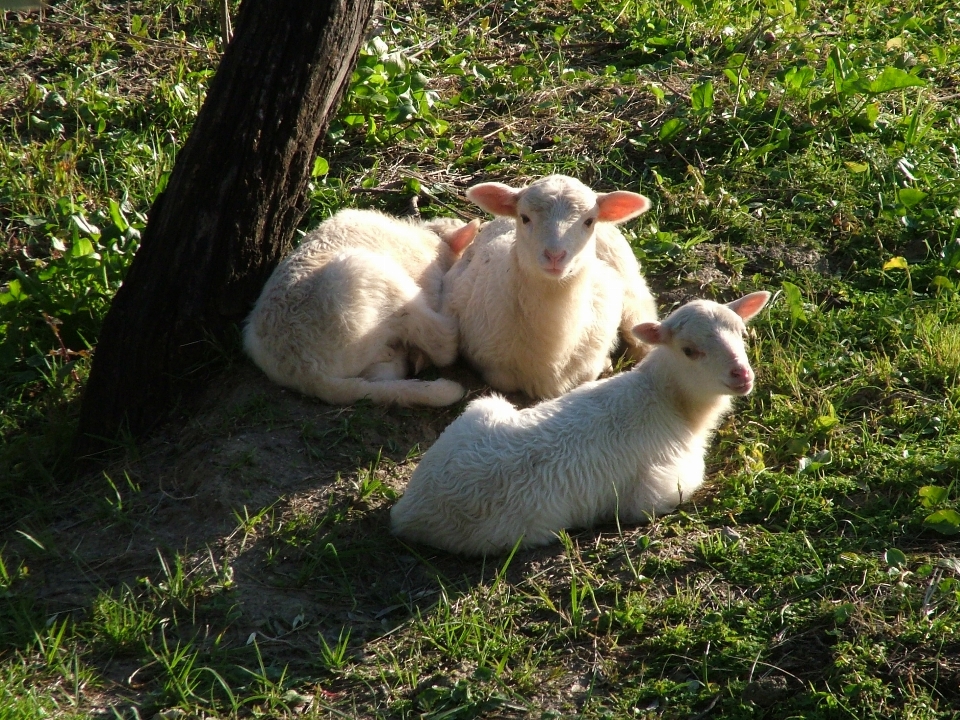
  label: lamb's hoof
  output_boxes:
[425,379,466,407]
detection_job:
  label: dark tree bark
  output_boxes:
[75,0,376,456]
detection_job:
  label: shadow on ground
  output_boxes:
[6,359,592,693]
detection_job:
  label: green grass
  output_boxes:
[2,0,960,717]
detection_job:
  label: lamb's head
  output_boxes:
[633,292,770,399]
[466,175,650,280]
[421,217,481,271]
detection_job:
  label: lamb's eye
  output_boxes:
[683,347,695,357]
[584,217,594,227]
[520,214,531,224]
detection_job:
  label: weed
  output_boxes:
[353,450,399,504]
[316,627,352,673]
[89,585,157,651]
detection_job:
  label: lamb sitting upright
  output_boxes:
[243,209,479,407]
[390,291,770,556]
[444,174,658,399]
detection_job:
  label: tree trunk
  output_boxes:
[75,0,375,456]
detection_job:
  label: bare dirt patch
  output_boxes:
[18,358,595,646]
[655,240,828,306]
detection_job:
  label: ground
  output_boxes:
[3,0,960,718]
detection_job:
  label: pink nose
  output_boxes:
[731,365,753,382]
[543,249,567,265]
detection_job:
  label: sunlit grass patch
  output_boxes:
[915,312,960,385]
[89,585,157,651]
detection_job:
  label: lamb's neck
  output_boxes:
[510,246,593,330]
[642,350,734,437]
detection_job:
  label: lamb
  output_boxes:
[243,209,480,407]
[442,174,658,400]
[390,291,771,556]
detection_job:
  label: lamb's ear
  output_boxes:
[466,182,521,217]
[632,321,670,345]
[443,218,481,255]
[596,191,651,223]
[726,291,771,322]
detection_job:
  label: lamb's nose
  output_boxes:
[543,249,567,265]
[731,365,753,381]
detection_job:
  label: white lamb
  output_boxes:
[443,174,658,400]
[390,291,771,556]
[243,209,480,407]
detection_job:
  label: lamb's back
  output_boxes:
[307,209,445,280]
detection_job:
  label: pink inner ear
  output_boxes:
[596,191,651,223]
[632,321,666,345]
[444,219,480,254]
[727,291,771,321]
[465,183,520,217]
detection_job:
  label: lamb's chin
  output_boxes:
[537,262,577,280]
[725,380,754,395]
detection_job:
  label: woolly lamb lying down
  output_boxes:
[442,174,658,400]
[391,291,771,555]
[244,209,479,407]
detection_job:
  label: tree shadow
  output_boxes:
[0,359,569,707]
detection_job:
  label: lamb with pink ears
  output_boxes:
[391,292,771,556]
[442,174,659,399]
[244,209,479,407]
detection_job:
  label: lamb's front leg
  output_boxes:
[400,293,460,368]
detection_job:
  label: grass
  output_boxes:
[2,0,960,718]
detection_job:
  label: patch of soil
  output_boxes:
[13,359,583,659]
[653,240,829,306]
